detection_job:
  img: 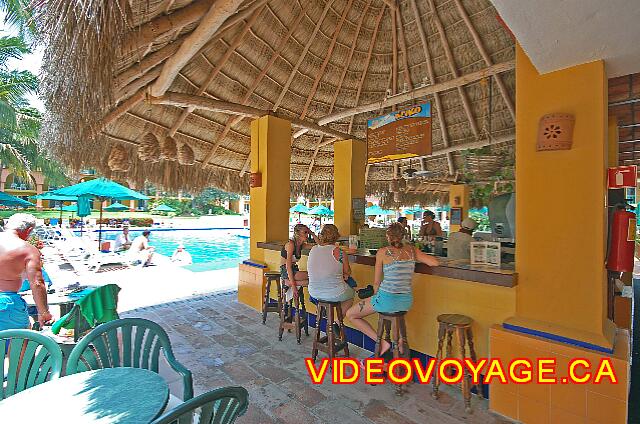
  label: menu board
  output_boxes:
[470,242,501,267]
[367,102,432,164]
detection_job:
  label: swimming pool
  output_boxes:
[100,229,250,270]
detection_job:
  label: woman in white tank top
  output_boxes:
[307,224,355,314]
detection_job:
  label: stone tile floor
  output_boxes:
[122,291,515,424]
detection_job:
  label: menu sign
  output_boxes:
[367,102,432,164]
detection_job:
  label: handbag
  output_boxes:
[357,285,374,299]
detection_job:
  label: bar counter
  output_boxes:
[256,241,517,287]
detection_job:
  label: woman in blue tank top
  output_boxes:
[346,222,439,357]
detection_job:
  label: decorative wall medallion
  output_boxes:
[537,113,575,151]
[250,172,262,188]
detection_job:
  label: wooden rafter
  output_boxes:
[150,0,245,97]
[426,0,479,138]
[396,7,412,89]
[272,0,336,112]
[95,90,146,134]
[452,0,515,120]
[162,0,177,13]
[149,92,359,141]
[167,4,265,137]
[391,4,398,102]
[115,41,181,91]
[317,61,514,125]
[409,0,454,174]
[116,64,162,103]
[122,0,214,52]
[303,0,373,185]
[207,1,314,169]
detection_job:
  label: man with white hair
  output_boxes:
[447,217,478,260]
[0,213,51,330]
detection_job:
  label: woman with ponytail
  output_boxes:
[346,222,439,357]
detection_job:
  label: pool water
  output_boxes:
[101,229,250,270]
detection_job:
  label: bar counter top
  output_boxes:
[257,241,517,288]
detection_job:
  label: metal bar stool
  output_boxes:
[312,300,349,362]
[432,313,482,413]
[262,272,282,324]
[374,311,410,395]
[278,283,308,344]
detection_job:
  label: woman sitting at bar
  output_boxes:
[346,222,439,357]
[307,224,354,315]
[281,224,318,300]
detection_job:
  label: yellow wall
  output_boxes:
[511,44,614,348]
[608,116,619,167]
[448,184,470,233]
[259,247,515,357]
[249,116,291,264]
[333,139,367,236]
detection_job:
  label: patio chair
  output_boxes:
[0,329,63,400]
[66,318,194,401]
[150,386,248,424]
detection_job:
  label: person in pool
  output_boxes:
[346,222,439,359]
[281,224,318,300]
[171,243,193,265]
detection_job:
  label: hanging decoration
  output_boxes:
[177,142,196,165]
[160,136,178,161]
[107,144,130,172]
[138,133,161,162]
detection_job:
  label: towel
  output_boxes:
[51,284,120,335]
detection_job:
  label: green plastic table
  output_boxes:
[0,367,169,423]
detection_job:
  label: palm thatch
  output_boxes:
[34,0,515,200]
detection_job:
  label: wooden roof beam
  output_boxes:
[409,0,454,175]
[150,92,359,141]
[452,0,515,120]
[427,0,479,138]
[122,0,214,53]
[150,0,245,97]
[396,8,412,90]
[317,60,514,125]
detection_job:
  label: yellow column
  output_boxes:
[448,184,470,233]
[248,115,291,263]
[333,139,367,235]
[608,116,619,167]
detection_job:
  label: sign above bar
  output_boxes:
[607,165,637,189]
[366,102,432,164]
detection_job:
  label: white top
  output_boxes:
[307,244,347,300]
[447,232,474,260]
[114,233,130,251]
[172,250,193,264]
[127,235,150,260]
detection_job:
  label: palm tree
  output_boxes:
[0,0,37,42]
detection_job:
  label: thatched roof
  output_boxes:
[35,0,515,201]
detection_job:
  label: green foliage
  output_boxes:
[97,218,153,227]
[469,211,490,232]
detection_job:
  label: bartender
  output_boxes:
[418,210,443,239]
[447,217,478,260]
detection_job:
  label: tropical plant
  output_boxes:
[0,0,37,42]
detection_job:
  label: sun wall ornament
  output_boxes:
[537,113,575,151]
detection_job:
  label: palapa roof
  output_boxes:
[35,0,515,204]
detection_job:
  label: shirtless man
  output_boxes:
[0,214,51,330]
[127,230,155,266]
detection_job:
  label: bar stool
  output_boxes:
[262,272,282,324]
[432,314,482,413]
[278,283,309,344]
[374,311,410,395]
[312,300,349,362]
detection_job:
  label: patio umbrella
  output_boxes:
[50,178,148,248]
[32,192,78,221]
[61,204,77,212]
[104,202,130,212]
[0,191,35,207]
[152,204,176,213]
[308,205,333,225]
[289,204,309,222]
[365,205,395,216]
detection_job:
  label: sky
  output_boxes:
[1,12,46,112]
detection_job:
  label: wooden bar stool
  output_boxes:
[278,284,309,344]
[432,314,482,413]
[262,272,282,324]
[374,312,410,395]
[312,300,349,362]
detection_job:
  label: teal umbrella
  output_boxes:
[104,202,130,212]
[50,178,148,248]
[0,191,34,207]
[289,204,309,222]
[308,205,333,217]
[32,192,78,221]
[61,204,77,212]
[152,204,176,213]
[365,205,395,216]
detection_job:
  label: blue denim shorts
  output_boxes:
[370,290,412,314]
[0,292,30,331]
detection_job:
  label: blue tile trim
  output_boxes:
[242,260,267,269]
[502,323,614,354]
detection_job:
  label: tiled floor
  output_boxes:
[122,291,515,424]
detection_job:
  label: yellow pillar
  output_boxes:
[490,44,628,424]
[448,184,470,233]
[333,139,367,236]
[608,116,619,167]
[248,115,291,264]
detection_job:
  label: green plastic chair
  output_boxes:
[150,386,249,424]
[0,329,63,400]
[66,318,193,400]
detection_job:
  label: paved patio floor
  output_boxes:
[122,291,514,424]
